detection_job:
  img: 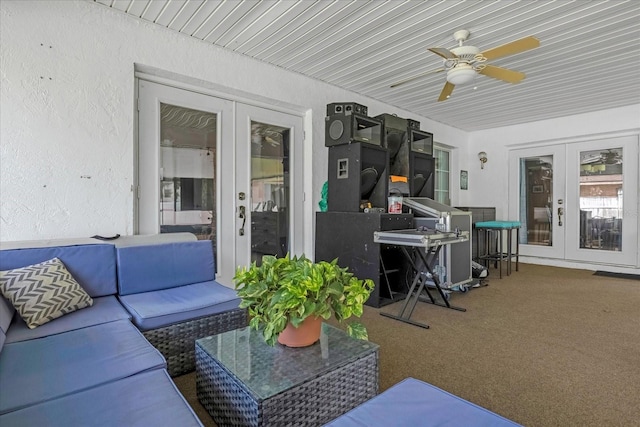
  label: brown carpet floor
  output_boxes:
[174,263,640,426]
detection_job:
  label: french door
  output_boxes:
[509,135,638,267]
[137,80,304,286]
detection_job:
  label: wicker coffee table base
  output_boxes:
[196,346,378,427]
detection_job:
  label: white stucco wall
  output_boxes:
[0,0,467,245]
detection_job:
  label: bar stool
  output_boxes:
[475,221,521,278]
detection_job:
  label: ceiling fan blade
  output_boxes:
[479,65,526,83]
[480,36,540,60]
[437,82,455,102]
[428,47,458,59]
[390,68,445,88]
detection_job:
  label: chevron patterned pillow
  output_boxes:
[0,257,93,329]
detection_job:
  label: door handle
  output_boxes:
[238,206,246,236]
[557,207,564,226]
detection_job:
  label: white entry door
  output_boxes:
[137,80,305,286]
[509,135,639,267]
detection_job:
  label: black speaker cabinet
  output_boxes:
[326,102,368,116]
[409,129,433,156]
[375,114,408,177]
[410,152,435,198]
[328,142,389,212]
[325,113,383,147]
[315,211,414,307]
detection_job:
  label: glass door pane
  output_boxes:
[249,121,290,264]
[519,155,553,246]
[159,103,216,242]
[578,148,623,251]
[434,148,450,205]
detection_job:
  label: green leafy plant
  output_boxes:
[234,254,374,346]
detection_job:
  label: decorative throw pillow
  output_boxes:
[0,257,93,329]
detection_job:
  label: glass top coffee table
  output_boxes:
[195,323,379,427]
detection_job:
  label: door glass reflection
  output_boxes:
[250,121,290,265]
[159,103,217,244]
[579,148,622,251]
[519,156,553,246]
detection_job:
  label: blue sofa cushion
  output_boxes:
[5,295,131,344]
[324,377,521,427]
[0,369,203,427]
[118,280,240,331]
[0,319,166,414]
[0,297,13,334]
[0,257,94,329]
[0,244,117,297]
[117,241,215,295]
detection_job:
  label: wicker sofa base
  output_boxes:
[144,308,248,377]
[196,345,378,427]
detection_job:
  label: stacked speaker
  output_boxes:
[324,103,436,212]
[325,103,388,211]
[375,113,435,200]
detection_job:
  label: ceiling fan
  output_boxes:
[391,30,540,101]
[582,149,623,165]
[600,149,622,165]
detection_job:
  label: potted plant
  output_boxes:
[233,254,374,347]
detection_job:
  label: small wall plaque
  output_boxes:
[460,170,468,190]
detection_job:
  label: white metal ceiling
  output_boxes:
[93,0,640,131]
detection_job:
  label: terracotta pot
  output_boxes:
[277,316,322,347]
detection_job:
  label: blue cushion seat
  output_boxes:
[0,369,203,427]
[0,298,14,335]
[118,280,240,331]
[0,298,13,352]
[324,377,521,427]
[0,319,166,414]
[4,295,131,344]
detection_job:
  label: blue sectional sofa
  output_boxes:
[0,237,247,426]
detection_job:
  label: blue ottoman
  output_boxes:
[324,377,521,427]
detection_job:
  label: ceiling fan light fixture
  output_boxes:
[446,64,476,85]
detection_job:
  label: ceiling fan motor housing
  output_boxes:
[450,45,480,60]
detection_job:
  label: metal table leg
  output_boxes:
[380,242,467,328]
